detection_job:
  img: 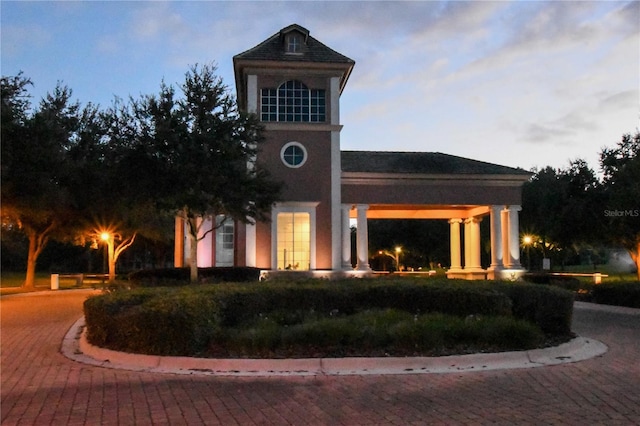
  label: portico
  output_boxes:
[340,151,531,280]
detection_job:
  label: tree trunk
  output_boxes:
[24,235,38,289]
[107,240,116,282]
[22,226,53,289]
[189,232,198,283]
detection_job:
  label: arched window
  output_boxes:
[261,80,325,122]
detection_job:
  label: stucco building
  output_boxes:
[175,24,531,280]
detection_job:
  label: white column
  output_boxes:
[341,204,353,269]
[449,219,463,271]
[245,221,257,268]
[468,217,482,270]
[463,218,472,269]
[356,204,370,271]
[330,77,340,125]
[489,206,503,269]
[501,208,511,268]
[508,205,522,267]
[331,131,342,270]
[330,77,343,270]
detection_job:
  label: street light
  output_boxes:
[379,247,402,271]
[100,231,110,277]
[522,235,533,270]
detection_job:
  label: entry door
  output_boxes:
[215,218,234,267]
[277,212,310,270]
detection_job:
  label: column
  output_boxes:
[448,219,463,271]
[468,217,482,270]
[245,218,257,268]
[464,218,472,269]
[174,216,184,267]
[501,208,511,267]
[355,204,370,271]
[508,205,522,268]
[489,206,504,269]
[341,205,353,269]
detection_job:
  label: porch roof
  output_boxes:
[341,151,532,176]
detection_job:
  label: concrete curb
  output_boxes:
[62,316,608,377]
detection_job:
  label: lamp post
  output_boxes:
[100,231,115,282]
[523,235,532,270]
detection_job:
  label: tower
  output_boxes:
[233,24,355,270]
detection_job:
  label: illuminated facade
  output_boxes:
[174,24,531,280]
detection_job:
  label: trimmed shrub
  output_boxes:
[83,278,571,357]
[84,287,220,355]
[128,267,261,287]
[491,282,574,335]
[213,310,545,358]
[591,282,640,308]
[212,279,513,326]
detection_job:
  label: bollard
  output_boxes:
[51,274,60,290]
[593,273,602,285]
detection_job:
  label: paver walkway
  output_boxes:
[1,290,639,425]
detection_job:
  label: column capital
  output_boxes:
[507,205,522,212]
[355,204,369,211]
[448,218,463,225]
[465,217,483,224]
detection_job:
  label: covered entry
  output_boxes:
[340,151,532,280]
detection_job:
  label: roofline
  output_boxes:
[342,172,532,185]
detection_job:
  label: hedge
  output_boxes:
[83,278,574,356]
[127,267,261,287]
[490,282,574,335]
[591,282,640,308]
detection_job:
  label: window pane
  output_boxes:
[277,212,310,270]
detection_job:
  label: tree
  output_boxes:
[521,160,603,269]
[130,64,281,282]
[1,75,87,288]
[600,132,640,280]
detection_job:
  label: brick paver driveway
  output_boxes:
[1,290,639,425]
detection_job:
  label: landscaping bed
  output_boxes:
[84,277,575,358]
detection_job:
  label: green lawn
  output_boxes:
[0,272,107,291]
[554,265,637,282]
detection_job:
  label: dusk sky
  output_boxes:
[2,1,638,172]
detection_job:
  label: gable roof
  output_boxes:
[234,24,355,65]
[341,151,532,176]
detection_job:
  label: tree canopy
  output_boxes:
[112,63,281,281]
[600,132,640,279]
[1,74,91,287]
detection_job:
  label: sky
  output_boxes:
[2,1,638,173]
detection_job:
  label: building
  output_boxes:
[174,24,532,280]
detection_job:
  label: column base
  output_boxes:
[487,266,526,281]
[446,268,487,280]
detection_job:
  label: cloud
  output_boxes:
[598,90,639,113]
[0,24,51,56]
[129,3,188,40]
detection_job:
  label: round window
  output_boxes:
[280,142,307,168]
